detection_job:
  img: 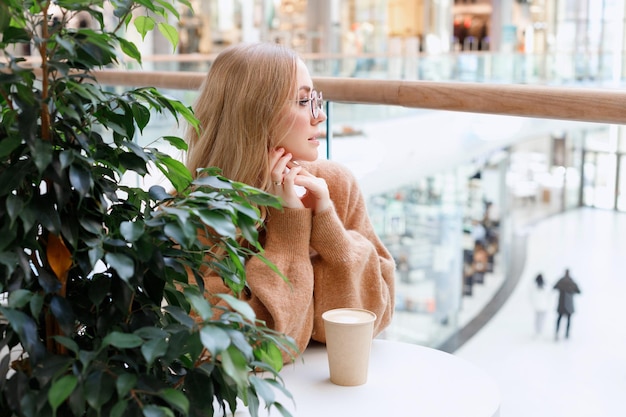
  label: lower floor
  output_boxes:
[363,115,626,349]
[453,207,626,417]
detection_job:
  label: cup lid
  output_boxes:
[322,308,377,325]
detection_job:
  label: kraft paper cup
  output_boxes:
[322,308,377,386]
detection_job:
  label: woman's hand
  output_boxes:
[270,148,304,209]
[290,161,332,213]
[270,148,332,214]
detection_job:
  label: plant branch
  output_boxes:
[39,1,51,141]
[0,87,12,110]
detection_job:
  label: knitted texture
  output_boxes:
[199,159,396,362]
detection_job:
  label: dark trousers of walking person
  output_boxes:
[556,313,571,339]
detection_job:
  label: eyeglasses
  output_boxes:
[298,90,324,119]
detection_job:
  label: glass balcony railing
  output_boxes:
[133,51,626,86]
[100,52,626,349]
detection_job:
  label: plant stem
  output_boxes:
[39,1,51,141]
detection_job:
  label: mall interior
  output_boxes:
[6,1,626,416]
[136,1,626,415]
[112,2,626,414]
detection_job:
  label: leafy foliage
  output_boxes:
[0,1,296,416]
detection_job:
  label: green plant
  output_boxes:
[0,1,296,416]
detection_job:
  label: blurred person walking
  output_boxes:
[553,268,581,340]
[529,273,550,336]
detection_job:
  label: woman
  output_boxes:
[185,42,395,361]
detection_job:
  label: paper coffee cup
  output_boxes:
[322,308,377,386]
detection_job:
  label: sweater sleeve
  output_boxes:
[200,206,317,361]
[199,159,395,362]
[305,160,396,342]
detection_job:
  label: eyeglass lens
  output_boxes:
[311,91,323,118]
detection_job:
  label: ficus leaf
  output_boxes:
[111,400,129,417]
[142,404,175,417]
[105,253,135,282]
[254,342,284,372]
[187,292,213,321]
[249,376,275,406]
[116,374,137,398]
[52,335,79,354]
[141,338,168,366]
[148,184,172,201]
[120,220,144,242]
[156,22,179,50]
[133,16,155,39]
[0,136,22,159]
[84,371,115,409]
[157,388,189,414]
[0,2,10,32]
[154,0,180,18]
[154,155,192,191]
[31,139,54,173]
[103,331,143,349]
[161,135,188,151]
[200,325,230,356]
[47,234,72,282]
[48,375,78,412]
[0,307,46,363]
[50,295,76,336]
[5,292,31,317]
[216,294,256,322]
[69,164,94,198]
[196,209,237,239]
[118,37,142,63]
[220,346,250,389]
[36,268,63,294]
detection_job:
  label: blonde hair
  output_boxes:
[185,42,299,191]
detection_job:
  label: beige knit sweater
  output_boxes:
[200,159,396,362]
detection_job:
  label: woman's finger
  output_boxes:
[270,148,292,184]
[283,165,302,185]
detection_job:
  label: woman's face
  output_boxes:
[275,59,326,162]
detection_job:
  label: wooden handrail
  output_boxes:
[94,69,205,91]
[94,69,626,125]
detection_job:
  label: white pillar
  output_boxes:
[306,0,335,54]
[240,0,260,42]
[492,0,516,53]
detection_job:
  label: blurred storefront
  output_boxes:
[171,1,624,82]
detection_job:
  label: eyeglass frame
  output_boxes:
[298,90,324,119]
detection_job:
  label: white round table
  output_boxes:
[234,339,500,417]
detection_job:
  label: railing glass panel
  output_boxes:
[110,78,616,347]
[135,51,626,85]
[105,46,626,345]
